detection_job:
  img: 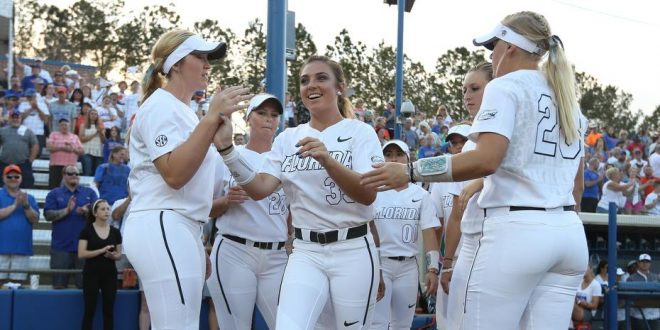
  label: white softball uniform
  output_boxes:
[371,185,440,330]
[261,119,383,330]
[460,70,588,330]
[207,146,289,330]
[125,88,219,330]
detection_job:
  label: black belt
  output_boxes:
[294,224,368,245]
[510,206,575,212]
[222,234,285,250]
[387,256,414,261]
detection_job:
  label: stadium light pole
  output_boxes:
[266,0,287,124]
[384,0,415,139]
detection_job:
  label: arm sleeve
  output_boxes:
[44,191,58,212]
[28,195,39,213]
[79,225,90,240]
[351,124,385,174]
[468,81,517,142]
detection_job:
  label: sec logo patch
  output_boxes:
[155,135,168,147]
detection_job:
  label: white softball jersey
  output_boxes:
[445,140,484,235]
[469,70,584,209]
[429,182,453,224]
[214,146,289,242]
[261,119,384,230]
[373,184,440,257]
[128,88,218,221]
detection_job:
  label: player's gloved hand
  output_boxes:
[377,270,385,302]
[440,269,452,295]
[207,86,252,124]
[296,137,331,167]
[360,162,409,192]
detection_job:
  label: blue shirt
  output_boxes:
[583,168,600,199]
[94,163,130,205]
[44,186,98,252]
[418,146,439,159]
[20,75,38,91]
[103,139,124,163]
[0,189,39,255]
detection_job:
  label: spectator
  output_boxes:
[627,136,645,156]
[81,85,95,106]
[418,120,441,146]
[375,116,390,145]
[31,78,47,104]
[18,88,49,154]
[363,109,374,127]
[102,126,124,163]
[383,100,396,138]
[401,118,419,152]
[189,90,205,111]
[651,144,660,178]
[417,134,439,159]
[79,108,106,176]
[645,181,660,216]
[435,105,453,129]
[627,254,660,330]
[588,138,608,162]
[284,91,297,127]
[233,133,246,146]
[74,101,93,135]
[49,86,77,133]
[20,62,44,91]
[7,76,22,95]
[0,110,39,188]
[44,165,98,289]
[639,128,652,156]
[623,167,643,215]
[571,267,603,325]
[46,118,84,189]
[630,148,648,170]
[295,102,310,125]
[603,126,619,150]
[623,260,637,282]
[109,93,125,128]
[122,81,141,130]
[97,95,119,134]
[2,92,21,126]
[607,148,627,171]
[640,165,659,200]
[16,58,52,85]
[94,146,129,206]
[597,167,633,213]
[582,157,604,213]
[78,199,122,330]
[51,70,68,91]
[69,88,84,115]
[353,98,365,121]
[0,165,39,286]
[43,85,57,104]
[593,259,609,290]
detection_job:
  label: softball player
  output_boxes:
[362,11,588,329]
[123,29,250,330]
[216,55,382,330]
[371,140,440,330]
[207,94,289,330]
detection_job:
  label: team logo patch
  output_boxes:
[418,157,447,176]
[371,155,384,164]
[477,110,497,121]
[154,135,168,147]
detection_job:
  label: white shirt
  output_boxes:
[283,101,295,120]
[261,119,383,230]
[469,70,584,209]
[650,153,660,177]
[429,182,453,224]
[97,105,118,129]
[576,279,603,317]
[373,184,439,257]
[645,192,660,215]
[598,181,626,210]
[128,88,218,221]
[631,158,649,171]
[18,100,49,135]
[123,93,141,121]
[214,146,289,242]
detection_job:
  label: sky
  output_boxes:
[40,0,660,115]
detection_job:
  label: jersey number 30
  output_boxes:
[534,94,581,160]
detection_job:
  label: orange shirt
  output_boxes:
[585,132,602,147]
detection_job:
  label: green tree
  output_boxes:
[431,47,486,120]
[193,19,238,88]
[13,0,46,57]
[237,19,267,93]
[325,29,370,100]
[287,23,317,103]
[364,41,396,112]
[576,71,639,132]
[641,105,660,133]
[36,5,72,61]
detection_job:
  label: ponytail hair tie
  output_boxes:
[547,35,564,64]
[142,63,156,85]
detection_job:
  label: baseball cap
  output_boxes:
[3,164,22,176]
[473,23,543,55]
[162,34,227,74]
[58,118,70,123]
[55,86,67,94]
[29,62,41,68]
[32,77,45,85]
[447,124,471,141]
[382,139,410,158]
[4,91,20,99]
[639,253,652,261]
[627,260,638,267]
[616,268,625,276]
[65,69,78,76]
[24,88,37,97]
[245,94,283,119]
[194,90,205,96]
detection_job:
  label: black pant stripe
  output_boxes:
[215,239,232,315]
[363,237,375,325]
[159,211,185,305]
[463,219,487,313]
[277,251,290,306]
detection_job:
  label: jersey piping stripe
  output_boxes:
[363,237,375,325]
[215,239,232,315]
[463,218,487,314]
[159,210,185,305]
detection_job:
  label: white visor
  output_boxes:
[382,139,410,158]
[446,124,471,140]
[473,23,543,55]
[162,35,227,74]
[245,93,283,119]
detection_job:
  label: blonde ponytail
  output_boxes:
[338,94,355,119]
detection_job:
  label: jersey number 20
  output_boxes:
[534,94,581,160]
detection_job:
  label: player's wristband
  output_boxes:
[221,147,256,185]
[425,250,440,272]
[428,268,439,275]
[413,154,453,183]
[440,267,453,274]
[217,144,234,155]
